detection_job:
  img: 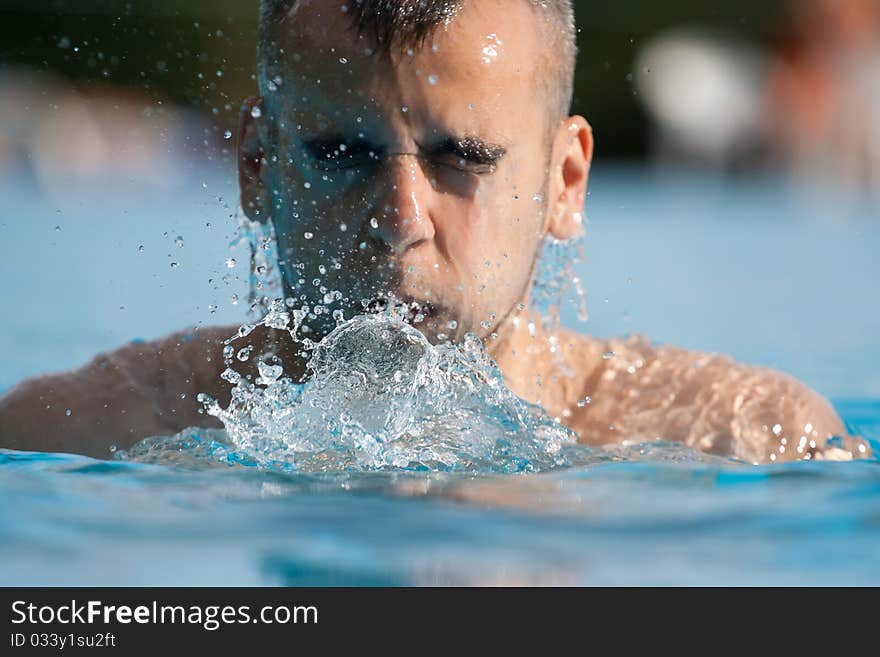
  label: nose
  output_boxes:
[369,154,435,255]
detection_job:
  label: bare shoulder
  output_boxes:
[0,325,238,457]
[3,324,238,407]
[561,333,869,463]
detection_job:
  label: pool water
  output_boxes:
[2,425,879,585]
[1,164,879,584]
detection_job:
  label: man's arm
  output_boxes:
[726,366,869,463]
[0,326,236,459]
[568,334,871,463]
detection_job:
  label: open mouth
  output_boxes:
[364,295,437,325]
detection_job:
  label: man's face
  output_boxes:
[245,0,567,343]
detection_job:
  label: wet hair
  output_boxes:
[258,0,578,120]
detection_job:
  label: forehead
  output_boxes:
[269,0,544,124]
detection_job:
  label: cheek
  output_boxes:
[446,207,537,296]
[462,190,542,258]
[476,200,544,298]
[272,182,360,246]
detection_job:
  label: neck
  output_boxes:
[485,307,579,417]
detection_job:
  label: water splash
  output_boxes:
[530,230,589,333]
[229,209,285,322]
[122,313,587,474]
[120,204,595,474]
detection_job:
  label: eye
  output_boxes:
[301,138,380,171]
[431,154,497,175]
[419,137,505,176]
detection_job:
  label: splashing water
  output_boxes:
[229,209,285,321]
[120,312,588,474]
[530,231,589,333]
[119,201,598,474]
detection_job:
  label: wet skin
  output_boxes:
[238,0,592,416]
[0,0,870,463]
[239,0,589,348]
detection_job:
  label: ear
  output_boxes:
[238,96,270,222]
[546,115,593,240]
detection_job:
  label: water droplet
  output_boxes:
[236,345,253,362]
[338,57,348,64]
[109,444,117,453]
[230,293,239,305]
[428,74,439,85]
[138,245,145,253]
[303,182,311,189]
[370,217,379,229]
[170,261,179,268]
[174,235,185,248]
[221,367,242,384]
[532,193,544,203]
[577,396,592,408]
[225,258,237,268]
[65,409,72,417]
[602,351,615,360]
[401,106,409,113]
[257,361,284,384]
[304,232,314,240]
[223,130,232,140]
[250,106,262,119]
[339,223,348,232]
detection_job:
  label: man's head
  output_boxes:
[239,0,592,344]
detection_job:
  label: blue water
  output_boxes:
[2,429,879,585]
[2,164,879,584]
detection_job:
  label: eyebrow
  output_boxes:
[421,136,508,165]
[299,132,508,166]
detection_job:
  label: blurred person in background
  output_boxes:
[0,68,207,194]
[767,0,880,194]
[636,0,880,197]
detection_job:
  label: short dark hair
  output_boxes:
[258,0,577,120]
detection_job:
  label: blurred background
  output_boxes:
[3,0,880,176]
[0,1,878,407]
